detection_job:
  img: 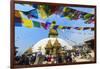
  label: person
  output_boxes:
[15,56,21,65]
[65,53,72,63]
[57,54,63,64]
[76,50,80,56]
[47,55,52,64]
[53,55,57,64]
[19,54,29,65]
[30,54,36,64]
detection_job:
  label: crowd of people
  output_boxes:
[15,52,72,65]
[15,46,94,65]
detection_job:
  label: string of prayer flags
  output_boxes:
[17,11,33,28]
[14,10,95,31]
[15,4,95,24]
[38,5,59,18]
[37,5,60,19]
[61,7,95,23]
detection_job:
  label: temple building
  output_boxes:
[45,28,62,55]
[32,22,72,55]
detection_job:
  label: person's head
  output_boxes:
[32,54,35,56]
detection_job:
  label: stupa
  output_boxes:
[32,21,72,55]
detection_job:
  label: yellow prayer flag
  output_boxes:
[63,7,69,12]
[22,18,33,28]
[58,25,63,29]
[19,11,33,28]
[38,5,47,19]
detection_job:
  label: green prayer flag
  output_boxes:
[33,21,40,27]
[84,14,92,19]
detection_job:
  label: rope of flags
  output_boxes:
[15,10,94,31]
[16,4,95,24]
[60,7,95,24]
[20,4,58,19]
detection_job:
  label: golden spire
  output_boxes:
[45,40,52,49]
[53,39,61,48]
[48,21,58,38]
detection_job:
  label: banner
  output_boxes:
[22,18,33,28]
[33,21,41,28]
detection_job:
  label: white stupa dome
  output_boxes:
[32,38,72,55]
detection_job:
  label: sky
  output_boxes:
[15,3,95,55]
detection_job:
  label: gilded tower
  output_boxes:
[52,39,61,55]
[48,21,58,38]
[45,40,53,55]
[45,21,61,55]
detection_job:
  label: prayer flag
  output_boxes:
[14,11,22,27]
[45,22,51,29]
[84,14,93,20]
[15,10,21,18]
[22,18,33,28]
[22,9,38,19]
[91,27,95,31]
[15,22,22,27]
[33,21,40,27]
[38,5,47,19]
[41,23,47,29]
[53,25,59,30]
[74,27,83,30]
[83,27,90,30]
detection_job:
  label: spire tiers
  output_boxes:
[45,40,52,49]
[53,39,61,48]
[48,21,58,38]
